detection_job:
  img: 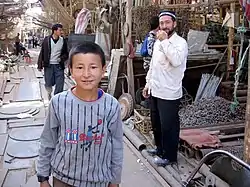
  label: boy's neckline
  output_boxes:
[70,86,104,103]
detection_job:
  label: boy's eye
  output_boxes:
[91,66,97,69]
[76,66,83,69]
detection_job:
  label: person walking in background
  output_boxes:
[37,24,68,100]
[32,35,35,48]
[37,42,123,187]
[140,16,159,108]
[143,11,188,166]
[15,33,21,56]
[28,35,32,49]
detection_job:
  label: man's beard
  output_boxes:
[163,28,175,37]
[168,29,175,37]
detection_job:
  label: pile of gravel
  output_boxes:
[179,97,245,127]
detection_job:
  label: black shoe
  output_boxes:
[153,157,174,167]
[147,148,157,155]
[147,148,162,157]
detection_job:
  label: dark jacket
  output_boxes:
[37,35,68,69]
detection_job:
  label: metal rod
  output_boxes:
[123,124,146,151]
[196,48,227,101]
[183,150,250,187]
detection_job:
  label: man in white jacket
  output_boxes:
[143,11,188,166]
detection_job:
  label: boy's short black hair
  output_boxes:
[150,16,159,30]
[52,24,63,33]
[69,42,106,68]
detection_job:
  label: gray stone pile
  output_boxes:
[179,97,245,127]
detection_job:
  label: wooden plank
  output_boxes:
[219,133,244,140]
[107,50,123,96]
[157,0,238,9]
[10,79,21,84]
[203,123,245,132]
[0,168,8,187]
[0,134,8,156]
[4,84,15,93]
[27,66,36,80]
[125,0,135,100]
[226,2,235,79]
[3,84,17,104]
[181,121,245,130]
[8,120,44,129]
[208,44,241,48]
[0,120,7,134]
[222,140,243,147]
[18,66,27,80]
[39,82,49,102]
[3,170,27,187]
[3,72,10,81]
[9,69,23,80]
[244,43,250,162]
[33,67,43,78]
[13,80,41,102]
[0,79,7,100]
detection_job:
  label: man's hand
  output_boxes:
[157,30,168,41]
[40,181,51,187]
[108,183,119,187]
[142,87,149,98]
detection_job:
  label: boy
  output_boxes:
[37,42,123,187]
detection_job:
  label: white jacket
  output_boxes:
[145,32,188,100]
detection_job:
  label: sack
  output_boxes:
[140,34,149,57]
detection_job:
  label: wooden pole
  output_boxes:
[69,0,72,17]
[125,0,135,100]
[159,0,238,9]
[69,0,73,33]
[226,3,235,80]
[244,37,250,163]
[64,0,67,8]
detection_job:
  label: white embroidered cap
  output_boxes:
[159,11,176,20]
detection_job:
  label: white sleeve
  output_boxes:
[159,38,188,67]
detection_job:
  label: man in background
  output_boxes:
[37,24,68,100]
[141,16,159,108]
[143,11,188,166]
[15,33,20,56]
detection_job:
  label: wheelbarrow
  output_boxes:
[182,150,250,187]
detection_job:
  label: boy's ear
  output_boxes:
[102,65,106,78]
[69,66,73,78]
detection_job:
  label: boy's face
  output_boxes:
[70,53,105,91]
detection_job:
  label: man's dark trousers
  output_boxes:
[150,96,180,162]
[44,64,64,95]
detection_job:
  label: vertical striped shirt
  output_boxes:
[37,89,123,186]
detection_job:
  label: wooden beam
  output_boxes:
[64,0,67,8]
[243,39,250,164]
[70,0,72,17]
[125,0,135,100]
[158,0,238,9]
[45,0,74,24]
[226,3,235,80]
[82,0,86,8]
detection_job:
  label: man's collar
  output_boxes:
[168,32,177,42]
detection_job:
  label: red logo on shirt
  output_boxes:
[64,119,104,150]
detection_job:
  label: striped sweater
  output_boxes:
[37,89,123,186]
